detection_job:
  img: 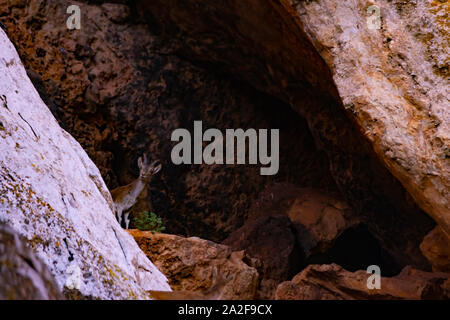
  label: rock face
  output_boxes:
[275,264,450,300]
[248,183,358,256]
[125,0,438,267]
[294,0,450,238]
[0,224,63,300]
[0,0,336,243]
[0,0,447,300]
[0,29,170,299]
[129,230,259,300]
[0,0,440,269]
[421,227,450,273]
[223,212,302,299]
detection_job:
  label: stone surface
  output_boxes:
[0,0,337,243]
[127,0,438,267]
[249,183,358,256]
[293,0,450,238]
[223,214,302,299]
[129,230,259,300]
[224,184,363,298]
[420,226,450,273]
[287,188,356,256]
[0,29,170,299]
[0,0,443,275]
[0,223,63,300]
[275,264,450,300]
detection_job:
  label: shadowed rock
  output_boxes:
[0,224,63,300]
[421,227,450,273]
[275,264,450,300]
[223,213,302,299]
[129,230,258,300]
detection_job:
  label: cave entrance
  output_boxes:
[6,0,434,277]
[304,224,402,277]
[137,0,434,269]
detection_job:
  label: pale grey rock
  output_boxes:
[0,28,170,299]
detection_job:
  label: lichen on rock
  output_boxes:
[0,28,170,299]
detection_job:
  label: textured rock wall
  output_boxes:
[0,0,446,286]
[129,230,259,300]
[0,28,170,299]
[293,0,450,239]
[138,0,436,267]
[0,224,63,300]
[0,0,337,241]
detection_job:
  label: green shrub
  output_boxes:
[135,211,166,233]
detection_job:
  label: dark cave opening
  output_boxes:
[303,224,403,277]
[3,1,435,295]
[0,0,446,302]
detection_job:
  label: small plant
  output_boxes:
[135,211,165,233]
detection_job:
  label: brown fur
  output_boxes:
[111,155,161,228]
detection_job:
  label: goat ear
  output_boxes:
[138,157,143,170]
[153,163,162,174]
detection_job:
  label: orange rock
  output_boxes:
[223,213,302,299]
[420,227,450,273]
[275,264,450,300]
[286,188,357,255]
[128,230,259,300]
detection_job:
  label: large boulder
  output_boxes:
[224,184,365,299]
[223,213,302,299]
[275,264,450,300]
[128,0,439,267]
[128,230,259,300]
[0,224,63,300]
[0,28,170,299]
[248,183,358,256]
[287,188,356,256]
[420,227,450,273]
[294,0,450,238]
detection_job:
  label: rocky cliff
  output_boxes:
[295,0,449,238]
[0,0,448,300]
[0,0,338,242]
[0,28,170,299]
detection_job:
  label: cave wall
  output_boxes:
[294,0,449,238]
[0,28,171,298]
[0,0,439,269]
[129,0,436,267]
[0,0,336,242]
